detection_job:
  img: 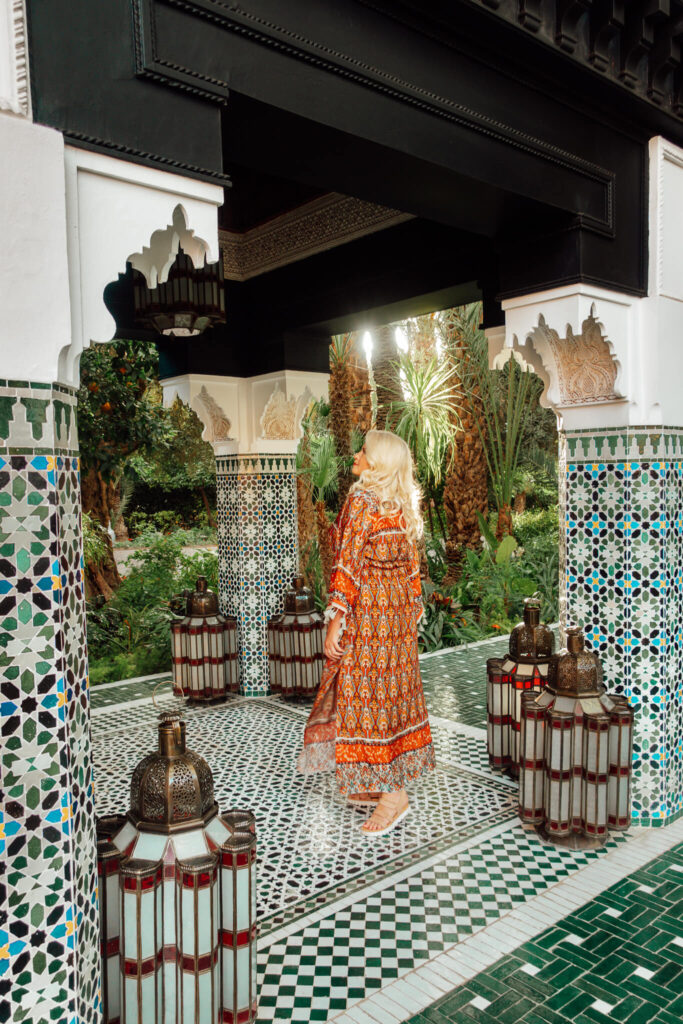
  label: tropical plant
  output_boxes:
[391,352,460,535]
[460,330,536,539]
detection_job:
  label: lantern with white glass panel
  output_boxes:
[96,706,258,1024]
[518,626,633,848]
[267,576,325,697]
[171,575,239,700]
[486,598,554,776]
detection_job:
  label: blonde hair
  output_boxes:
[351,429,423,541]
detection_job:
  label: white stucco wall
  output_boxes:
[0,114,73,382]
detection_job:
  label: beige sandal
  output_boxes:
[347,792,381,807]
[360,796,410,837]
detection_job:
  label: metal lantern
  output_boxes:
[267,576,325,697]
[518,626,634,848]
[171,576,239,701]
[96,708,258,1024]
[133,247,225,337]
[486,598,554,776]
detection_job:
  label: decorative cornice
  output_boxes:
[0,0,30,116]
[134,0,614,234]
[219,193,413,281]
[62,130,231,187]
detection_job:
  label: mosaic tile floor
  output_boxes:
[90,631,682,1024]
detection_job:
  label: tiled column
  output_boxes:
[0,381,99,1023]
[562,428,683,825]
[216,453,298,695]
[160,370,329,695]
[498,137,683,826]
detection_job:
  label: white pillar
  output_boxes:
[498,137,683,827]
[161,370,329,695]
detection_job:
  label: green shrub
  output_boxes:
[513,507,559,547]
[87,530,220,684]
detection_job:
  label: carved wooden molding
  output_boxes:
[219,194,413,281]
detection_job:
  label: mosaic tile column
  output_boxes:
[562,426,683,827]
[215,453,298,695]
[0,381,99,1022]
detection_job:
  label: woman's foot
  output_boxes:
[360,790,409,835]
[348,792,381,806]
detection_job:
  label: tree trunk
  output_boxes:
[441,334,489,583]
[296,474,317,576]
[371,324,400,430]
[199,486,216,528]
[496,503,514,540]
[109,480,130,543]
[348,341,373,436]
[513,492,527,514]
[316,500,335,590]
[329,337,353,507]
[81,467,121,598]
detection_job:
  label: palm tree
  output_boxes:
[437,304,490,578]
[371,323,401,429]
[391,353,461,537]
[448,306,535,540]
[329,333,354,506]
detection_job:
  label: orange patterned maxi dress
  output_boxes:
[297,488,436,794]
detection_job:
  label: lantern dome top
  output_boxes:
[508,597,554,663]
[547,627,605,697]
[128,712,218,833]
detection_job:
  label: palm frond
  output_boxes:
[390,354,462,488]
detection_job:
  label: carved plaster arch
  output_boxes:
[58,147,223,387]
[501,286,637,429]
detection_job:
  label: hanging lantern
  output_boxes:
[133,247,225,337]
[96,705,258,1024]
[267,576,325,697]
[519,626,634,848]
[486,598,554,776]
[171,576,239,701]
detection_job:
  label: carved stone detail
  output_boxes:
[198,385,232,442]
[259,385,306,440]
[538,312,618,405]
[219,193,413,281]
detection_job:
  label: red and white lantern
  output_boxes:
[171,576,239,701]
[519,627,634,847]
[96,711,258,1023]
[268,576,324,697]
[487,598,554,776]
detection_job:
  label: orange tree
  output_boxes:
[77,339,168,598]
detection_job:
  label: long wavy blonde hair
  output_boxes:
[351,429,423,541]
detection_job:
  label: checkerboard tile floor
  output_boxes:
[89,628,681,1024]
[405,839,683,1024]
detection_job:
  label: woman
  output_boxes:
[297,429,436,836]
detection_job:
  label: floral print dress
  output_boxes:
[297,488,436,794]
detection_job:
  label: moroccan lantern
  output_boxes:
[96,706,258,1024]
[171,576,239,700]
[133,247,225,337]
[267,576,325,697]
[486,598,554,776]
[518,626,634,847]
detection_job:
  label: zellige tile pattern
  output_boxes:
[405,838,683,1024]
[563,427,683,825]
[0,381,99,1024]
